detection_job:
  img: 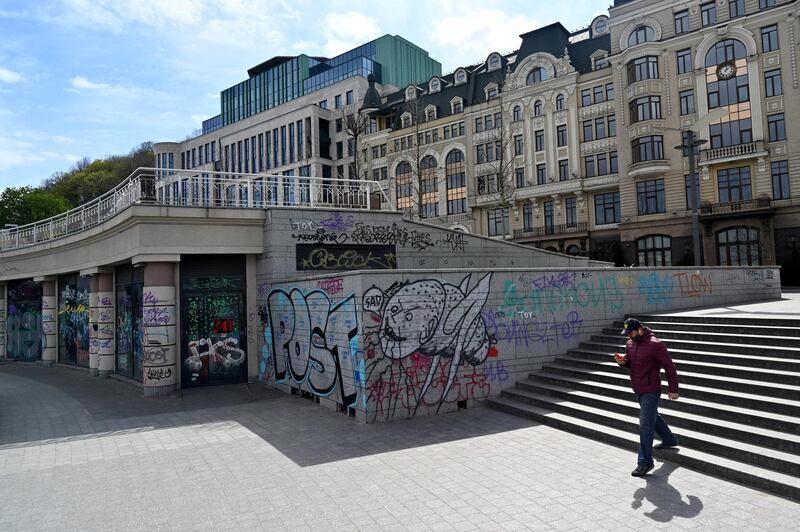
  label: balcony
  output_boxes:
[627,159,670,178]
[514,221,588,239]
[700,140,768,166]
[699,197,773,220]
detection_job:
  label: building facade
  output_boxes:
[360,0,799,284]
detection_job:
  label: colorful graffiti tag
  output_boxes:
[58,277,90,366]
[6,280,43,361]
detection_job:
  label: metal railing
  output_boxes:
[514,221,588,239]
[0,168,393,252]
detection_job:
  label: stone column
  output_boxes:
[96,273,115,377]
[41,279,57,367]
[88,275,100,375]
[142,262,177,397]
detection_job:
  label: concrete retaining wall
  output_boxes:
[258,266,781,423]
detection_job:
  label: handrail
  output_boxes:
[0,167,394,251]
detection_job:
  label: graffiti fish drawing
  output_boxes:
[371,273,492,414]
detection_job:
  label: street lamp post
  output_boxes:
[675,130,707,266]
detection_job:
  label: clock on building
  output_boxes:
[716,62,737,80]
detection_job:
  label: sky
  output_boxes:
[0,0,609,190]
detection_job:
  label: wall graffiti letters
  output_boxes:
[316,277,344,295]
[265,289,360,406]
[672,272,713,297]
[637,273,674,305]
[296,244,397,271]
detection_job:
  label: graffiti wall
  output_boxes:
[116,283,143,379]
[58,275,90,366]
[6,280,43,361]
[259,266,780,423]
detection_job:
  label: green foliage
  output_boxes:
[0,187,71,228]
[0,142,154,228]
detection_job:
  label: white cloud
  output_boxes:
[320,12,381,57]
[70,76,111,90]
[431,9,542,69]
[0,67,24,83]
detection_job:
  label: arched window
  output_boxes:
[512,105,522,122]
[636,235,672,266]
[454,69,467,85]
[527,67,549,85]
[429,78,441,93]
[420,155,439,218]
[566,244,581,256]
[395,161,412,211]
[705,39,751,149]
[555,94,565,111]
[533,100,543,116]
[628,25,656,47]
[488,54,502,71]
[717,226,760,265]
[445,150,466,215]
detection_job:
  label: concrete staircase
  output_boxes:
[488,314,800,501]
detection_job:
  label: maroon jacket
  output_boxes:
[619,327,679,394]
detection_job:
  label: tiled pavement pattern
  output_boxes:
[1,362,798,531]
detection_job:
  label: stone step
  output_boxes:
[612,321,800,337]
[511,379,800,454]
[582,339,800,371]
[603,327,800,347]
[588,335,800,361]
[488,396,800,501]
[528,370,800,435]
[543,362,800,416]
[631,314,800,328]
[562,350,800,387]
[496,388,800,476]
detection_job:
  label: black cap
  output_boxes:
[621,318,642,335]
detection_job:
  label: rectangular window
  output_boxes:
[636,179,666,215]
[335,94,342,109]
[536,164,547,185]
[632,135,664,163]
[760,0,776,8]
[710,118,752,148]
[685,174,700,209]
[476,145,485,164]
[475,117,483,133]
[335,118,342,133]
[487,208,509,237]
[674,10,689,34]
[565,197,577,228]
[543,201,554,233]
[336,141,343,159]
[597,153,608,176]
[768,113,786,141]
[718,166,752,202]
[593,85,605,104]
[558,159,569,181]
[515,167,525,188]
[346,90,353,105]
[535,130,544,151]
[606,83,615,101]
[679,89,695,115]
[557,125,567,147]
[485,114,494,130]
[610,151,618,174]
[627,56,659,84]
[581,89,592,107]
[584,156,596,178]
[243,138,249,172]
[761,25,779,52]
[523,204,534,231]
[608,116,616,137]
[583,120,594,142]
[729,0,745,18]
[594,192,620,225]
[701,2,716,26]
[771,160,790,199]
[288,124,295,163]
[676,49,692,75]
[595,117,607,139]
[280,126,286,166]
[514,134,524,156]
[765,69,782,97]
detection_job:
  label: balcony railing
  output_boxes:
[0,168,393,252]
[700,197,772,216]
[514,221,588,239]
[701,140,766,164]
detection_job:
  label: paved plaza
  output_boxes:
[1,360,798,531]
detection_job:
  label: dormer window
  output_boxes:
[488,53,502,71]
[594,54,610,70]
[628,25,656,47]
[485,83,499,100]
[527,67,549,85]
[429,78,441,93]
[451,97,464,114]
[454,69,467,85]
[425,105,437,121]
[405,86,416,101]
[401,112,412,128]
[555,94,565,111]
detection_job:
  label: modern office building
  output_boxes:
[360,0,799,284]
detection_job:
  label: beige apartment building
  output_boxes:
[361,0,799,284]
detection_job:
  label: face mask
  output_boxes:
[631,332,643,343]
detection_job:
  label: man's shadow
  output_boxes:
[631,459,704,522]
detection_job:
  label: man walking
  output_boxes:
[614,318,680,476]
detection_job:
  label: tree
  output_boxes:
[0,187,70,227]
[340,105,372,182]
